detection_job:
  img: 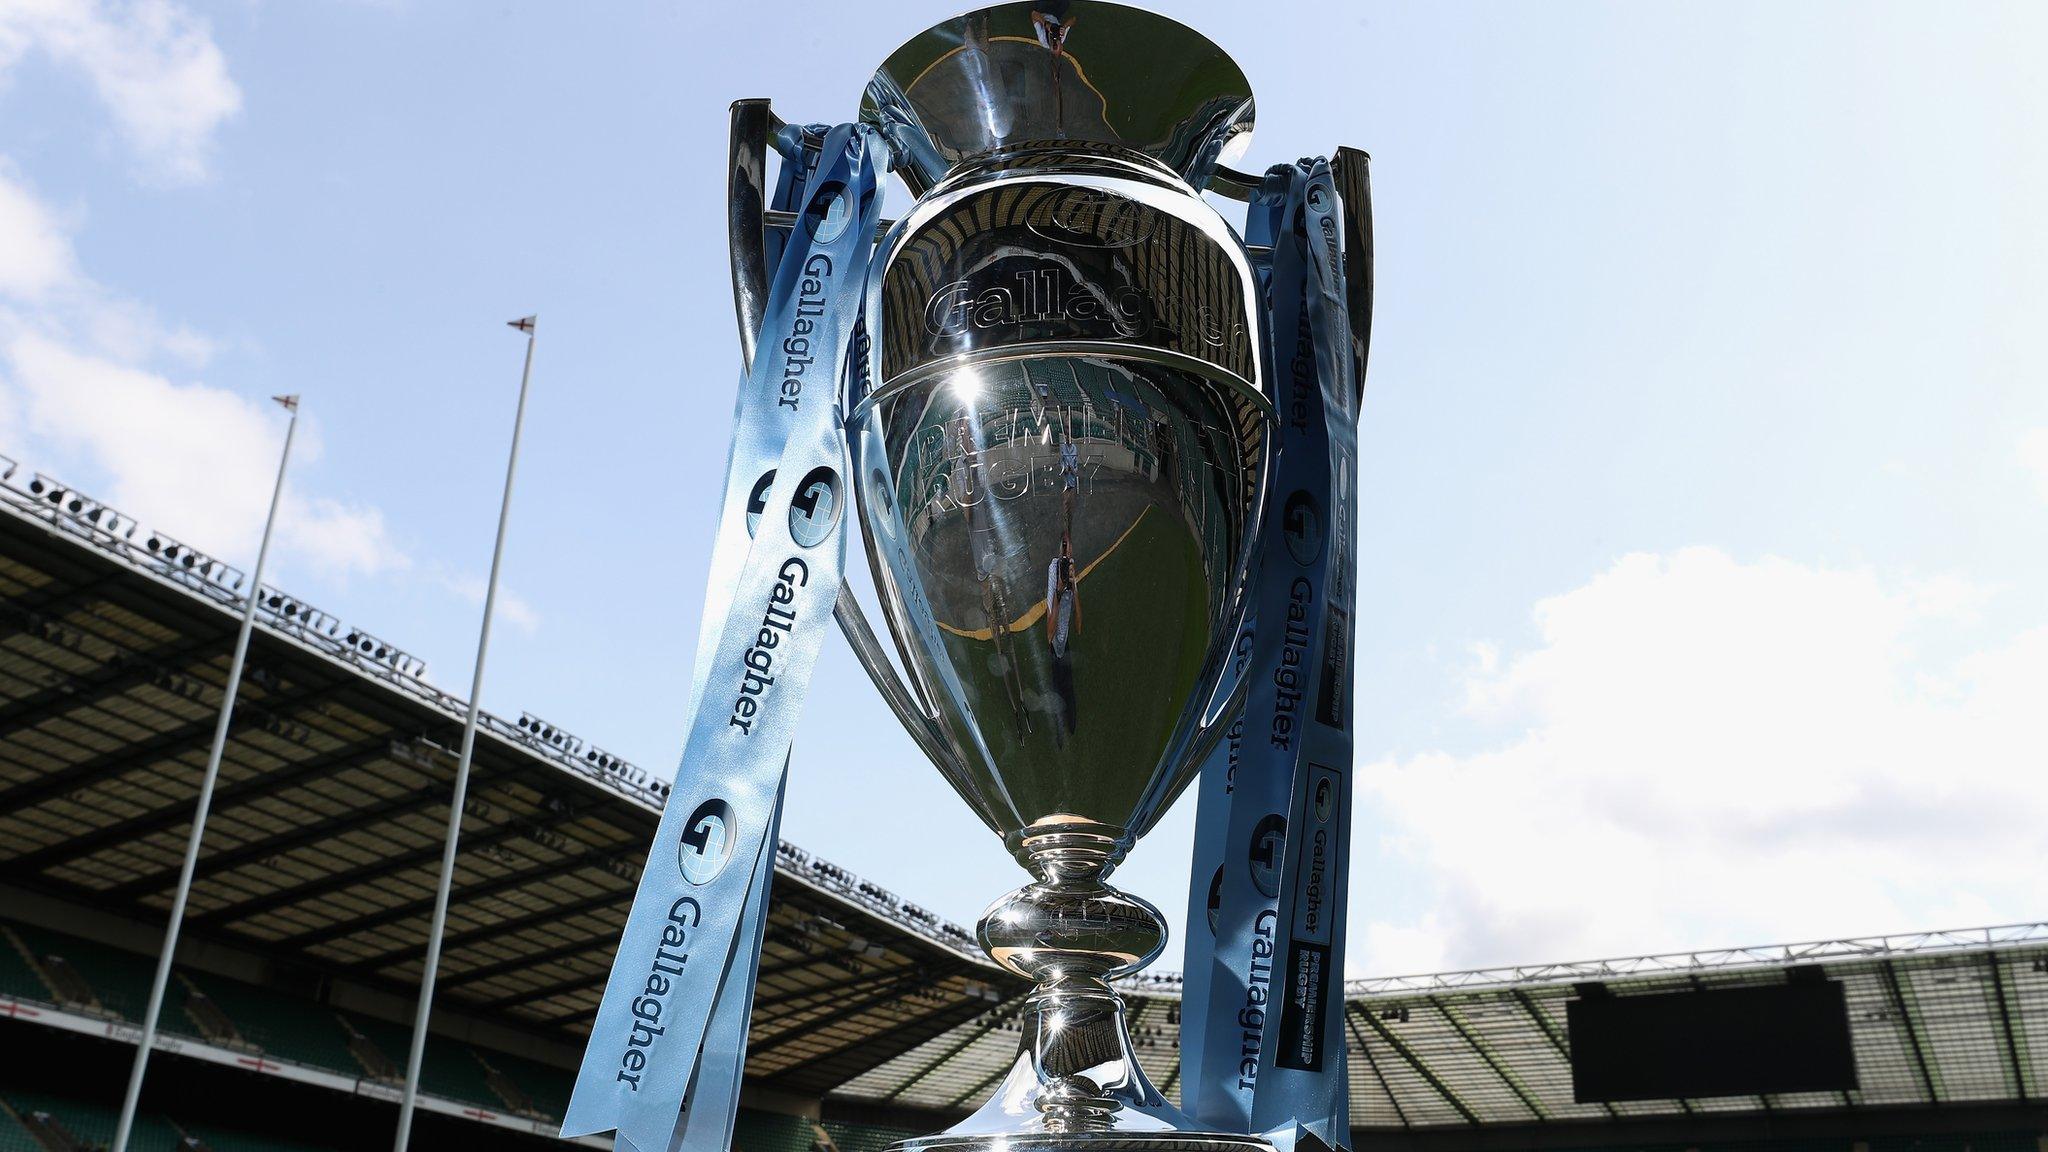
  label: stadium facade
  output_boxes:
[1,460,2044,1152]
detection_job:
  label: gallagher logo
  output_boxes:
[678,798,738,886]
[1249,814,1286,898]
[1026,189,1148,250]
[803,181,852,243]
[1283,490,1324,566]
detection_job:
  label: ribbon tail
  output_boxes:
[665,765,787,1152]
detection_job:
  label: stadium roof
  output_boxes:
[845,924,2048,1131]
[0,460,1019,1101]
[2,455,2044,1144]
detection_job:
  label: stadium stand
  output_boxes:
[2,454,2045,1152]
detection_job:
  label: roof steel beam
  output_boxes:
[1508,988,1615,1119]
[754,943,890,984]
[1,734,391,879]
[754,963,929,1013]
[102,767,449,901]
[1346,1003,1409,1127]
[270,844,629,951]
[192,797,588,931]
[1353,1001,1479,1124]
[0,632,228,743]
[0,679,333,815]
[1348,922,2048,997]
[747,968,959,1062]
[771,981,1006,1095]
[1985,950,2029,1101]
[470,962,613,1012]
[436,932,612,993]
[0,572,123,643]
[340,899,578,976]
[1881,957,1942,1104]
[943,1060,1012,1111]
[1430,995,1547,1121]
[869,992,1029,1103]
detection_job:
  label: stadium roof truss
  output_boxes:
[3,462,2047,1142]
[0,475,1020,1096]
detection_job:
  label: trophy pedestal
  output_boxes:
[889,830,1273,1152]
[896,1133,1273,1152]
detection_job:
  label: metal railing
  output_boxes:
[1344,921,2048,996]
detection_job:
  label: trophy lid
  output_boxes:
[864,1,1255,196]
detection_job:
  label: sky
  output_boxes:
[1,0,2045,981]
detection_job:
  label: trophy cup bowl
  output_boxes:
[834,5,1277,1150]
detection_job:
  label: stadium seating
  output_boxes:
[336,1012,501,1107]
[0,1090,182,1152]
[471,1048,569,1117]
[0,1088,356,1152]
[0,1102,39,1152]
[179,968,359,1074]
[1867,1136,2042,1152]
[821,1118,920,1152]
[180,1120,346,1152]
[734,1107,823,1152]
[0,928,48,1005]
[5,921,155,1020]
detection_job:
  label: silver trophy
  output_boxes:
[726,5,1371,1151]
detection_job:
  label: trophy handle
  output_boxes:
[1333,146,1375,402]
[831,581,963,772]
[727,97,966,774]
[727,98,775,369]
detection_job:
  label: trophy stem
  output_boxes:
[975,827,1173,1133]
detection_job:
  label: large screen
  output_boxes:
[1567,978,1858,1102]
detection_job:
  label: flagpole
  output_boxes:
[393,316,537,1152]
[113,395,301,1152]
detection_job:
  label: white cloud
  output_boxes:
[0,331,408,578]
[0,163,209,369]
[436,569,541,634]
[1358,547,2048,974]
[1360,915,1450,979]
[0,160,80,298]
[0,156,411,586]
[2021,428,2048,503]
[0,0,241,183]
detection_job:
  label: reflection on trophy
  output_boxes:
[724,5,1372,1152]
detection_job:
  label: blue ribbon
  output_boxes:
[564,123,888,1152]
[1180,159,1359,1152]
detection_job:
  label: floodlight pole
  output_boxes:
[112,395,301,1152]
[393,316,537,1152]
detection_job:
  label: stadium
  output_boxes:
[2,460,2045,1152]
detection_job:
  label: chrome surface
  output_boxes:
[864,163,1263,411]
[851,159,1267,854]
[727,99,774,370]
[847,133,1270,1139]
[863,1,1255,197]
[1332,147,1374,403]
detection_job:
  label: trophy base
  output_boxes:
[882,830,1275,1152]
[893,1131,1275,1152]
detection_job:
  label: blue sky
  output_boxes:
[2,0,2044,978]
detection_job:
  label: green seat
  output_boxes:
[0,928,49,1004]
[734,1107,819,1152]
[0,1090,182,1152]
[178,971,357,1074]
[5,920,155,1020]
[475,1048,574,1120]
[338,1014,500,1107]
[181,1121,348,1152]
[823,1118,918,1152]
[0,1101,43,1152]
